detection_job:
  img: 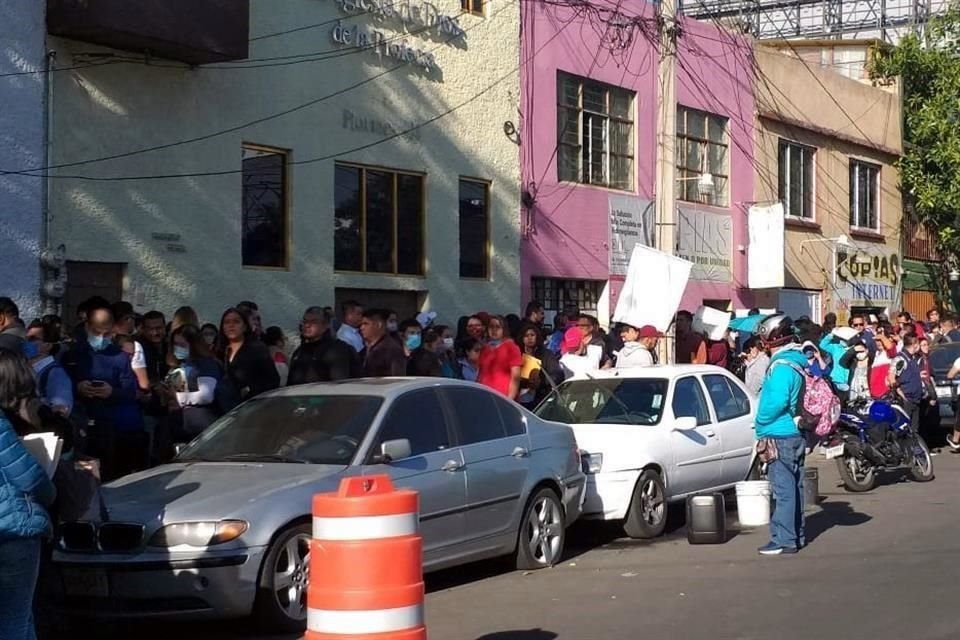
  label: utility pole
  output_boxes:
[654,0,679,364]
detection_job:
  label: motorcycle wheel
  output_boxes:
[909,436,935,483]
[836,454,877,492]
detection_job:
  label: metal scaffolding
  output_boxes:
[678,0,947,42]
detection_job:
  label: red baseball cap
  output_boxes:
[638,325,663,338]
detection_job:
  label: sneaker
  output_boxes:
[780,546,799,555]
[945,436,960,451]
[758,542,783,555]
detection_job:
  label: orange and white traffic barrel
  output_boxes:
[306,475,425,640]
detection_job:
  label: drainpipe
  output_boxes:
[41,49,57,315]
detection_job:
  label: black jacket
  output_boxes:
[407,348,442,377]
[288,336,361,386]
[223,340,280,405]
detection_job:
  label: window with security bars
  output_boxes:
[242,145,289,268]
[778,140,815,220]
[557,72,635,191]
[334,163,425,275]
[849,160,880,232]
[531,277,604,324]
[676,106,729,207]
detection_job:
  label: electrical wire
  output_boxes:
[0,0,518,177]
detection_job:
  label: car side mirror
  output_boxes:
[672,416,698,432]
[379,439,412,464]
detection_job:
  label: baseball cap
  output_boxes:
[638,325,662,339]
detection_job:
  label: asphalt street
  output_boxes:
[77,449,960,640]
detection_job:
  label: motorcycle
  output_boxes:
[820,396,935,492]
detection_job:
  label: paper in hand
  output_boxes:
[22,432,63,478]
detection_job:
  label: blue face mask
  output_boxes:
[22,340,39,360]
[405,334,422,350]
[173,346,190,361]
[488,339,502,348]
[88,334,109,351]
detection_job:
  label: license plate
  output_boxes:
[937,386,954,399]
[62,567,109,598]
[823,444,845,459]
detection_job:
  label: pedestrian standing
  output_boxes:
[754,314,807,555]
[359,309,406,377]
[463,315,487,342]
[516,322,561,409]
[615,324,660,368]
[407,329,443,377]
[263,326,290,387]
[887,335,924,432]
[524,301,545,328]
[200,323,219,348]
[398,320,423,358]
[0,352,56,640]
[171,306,200,334]
[336,300,365,353]
[61,301,144,481]
[433,325,459,378]
[477,315,523,400]
[742,336,770,395]
[163,325,222,441]
[0,297,26,353]
[236,301,263,341]
[674,311,707,364]
[838,339,873,405]
[217,308,280,412]
[288,307,359,385]
[456,338,483,382]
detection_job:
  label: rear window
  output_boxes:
[929,345,960,375]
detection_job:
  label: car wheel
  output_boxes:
[254,523,311,633]
[515,487,565,570]
[623,469,667,539]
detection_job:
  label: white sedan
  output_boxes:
[534,365,757,538]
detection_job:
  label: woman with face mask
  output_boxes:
[433,325,458,378]
[163,325,222,442]
[839,338,874,406]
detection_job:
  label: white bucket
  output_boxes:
[735,481,772,527]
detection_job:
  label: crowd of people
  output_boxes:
[2,288,959,636]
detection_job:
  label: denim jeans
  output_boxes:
[0,537,41,640]
[768,435,806,549]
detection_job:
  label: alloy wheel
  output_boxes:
[526,496,563,566]
[272,532,311,621]
[640,478,665,526]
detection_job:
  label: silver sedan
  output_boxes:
[52,378,585,632]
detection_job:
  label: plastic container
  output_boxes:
[735,480,772,527]
[686,493,727,544]
[804,466,819,512]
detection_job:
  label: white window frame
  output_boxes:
[676,106,730,207]
[778,139,816,221]
[849,159,880,232]
[556,72,635,191]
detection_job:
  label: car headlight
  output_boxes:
[148,520,248,548]
[581,452,603,474]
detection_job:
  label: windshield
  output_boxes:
[535,378,668,425]
[178,395,383,464]
[929,345,960,377]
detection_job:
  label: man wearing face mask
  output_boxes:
[61,300,144,480]
[287,307,360,385]
[398,319,423,358]
[888,335,924,432]
[407,328,443,377]
[839,339,873,406]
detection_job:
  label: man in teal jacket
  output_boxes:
[755,315,807,555]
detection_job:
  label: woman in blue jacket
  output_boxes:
[0,349,56,640]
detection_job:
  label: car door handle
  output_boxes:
[511,446,529,458]
[441,459,464,472]
[706,430,717,438]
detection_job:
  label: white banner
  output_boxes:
[608,196,653,276]
[676,207,733,283]
[613,245,693,332]
[747,202,785,289]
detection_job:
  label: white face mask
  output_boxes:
[441,337,455,350]
[856,351,868,361]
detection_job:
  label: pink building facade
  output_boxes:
[519,1,756,323]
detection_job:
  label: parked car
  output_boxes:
[52,379,585,631]
[535,365,756,538]
[929,342,960,428]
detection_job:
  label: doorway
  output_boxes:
[63,261,125,326]
[334,288,423,322]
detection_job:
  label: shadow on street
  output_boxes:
[475,630,558,640]
[805,499,872,544]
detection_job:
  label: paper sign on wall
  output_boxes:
[676,207,733,283]
[613,245,693,331]
[608,195,654,276]
[748,202,785,289]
